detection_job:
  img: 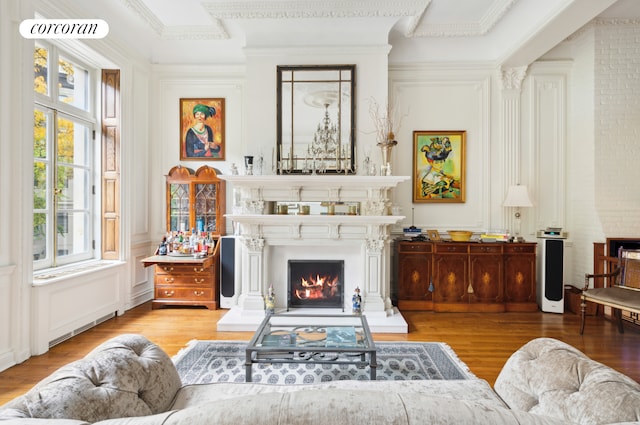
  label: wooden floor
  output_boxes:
[1,302,639,405]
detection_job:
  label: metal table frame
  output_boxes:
[245,313,377,382]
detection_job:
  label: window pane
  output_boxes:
[34,109,48,159]
[34,45,49,95]
[34,162,48,210]
[56,211,89,257]
[57,164,89,209]
[57,117,90,166]
[33,213,48,261]
[58,55,89,111]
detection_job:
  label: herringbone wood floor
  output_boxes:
[1,302,639,405]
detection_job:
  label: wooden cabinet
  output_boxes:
[142,165,225,310]
[396,240,536,312]
[396,241,433,310]
[504,243,538,311]
[166,165,225,234]
[142,249,219,309]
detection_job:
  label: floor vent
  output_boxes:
[49,332,73,348]
[48,311,117,349]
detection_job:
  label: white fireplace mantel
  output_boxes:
[217,175,410,333]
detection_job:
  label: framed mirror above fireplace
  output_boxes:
[276,65,356,174]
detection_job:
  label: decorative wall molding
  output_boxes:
[120,0,229,39]
[500,66,528,90]
[409,0,517,37]
[203,0,425,20]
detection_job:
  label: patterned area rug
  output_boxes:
[173,340,475,385]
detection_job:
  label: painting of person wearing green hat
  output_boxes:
[180,98,225,160]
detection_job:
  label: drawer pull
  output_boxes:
[162,266,174,272]
[194,290,205,297]
[164,277,174,283]
[194,278,206,284]
[194,267,205,273]
[163,290,175,297]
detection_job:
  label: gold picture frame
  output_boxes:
[180,98,225,160]
[413,130,466,203]
[427,229,440,241]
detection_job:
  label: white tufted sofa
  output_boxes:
[0,334,639,425]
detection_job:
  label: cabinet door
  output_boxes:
[504,244,537,310]
[470,254,504,303]
[194,182,220,233]
[433,251,468,303]
[398,252,431,301]
[168,182,190,232]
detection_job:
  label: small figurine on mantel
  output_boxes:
[352,286,362,314]
[265,284,276,315]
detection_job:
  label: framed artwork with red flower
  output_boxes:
[180,98,225,160]
[413,130,466,203]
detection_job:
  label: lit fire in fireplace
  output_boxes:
[294,274,339,300]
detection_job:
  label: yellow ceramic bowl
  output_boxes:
[447,230,473,242]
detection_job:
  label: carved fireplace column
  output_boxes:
[362,224,393,316]
[237,234,266,311]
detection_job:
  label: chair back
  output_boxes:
[618,248,640,290]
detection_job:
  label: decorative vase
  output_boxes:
[377,132,398,176]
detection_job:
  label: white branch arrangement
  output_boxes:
[368,97,408,143]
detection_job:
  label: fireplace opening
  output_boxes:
[288,260,344,311]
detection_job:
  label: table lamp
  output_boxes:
[503,184,533,241]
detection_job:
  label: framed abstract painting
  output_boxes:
[180,98,225,160]
[413,130,466,203]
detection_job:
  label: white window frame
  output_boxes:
[33,40,100,270]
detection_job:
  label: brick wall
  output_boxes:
[594,19,640,237]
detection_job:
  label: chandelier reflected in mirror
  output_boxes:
[310,103,338,156]
[301,103,352,174]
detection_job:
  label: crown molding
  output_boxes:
[161,25,228,40]
[411,0,516,37]
[120,0,229,39]
[202,0,426,19]
[595,17,640,26]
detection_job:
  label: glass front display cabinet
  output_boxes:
[166,165,225,235]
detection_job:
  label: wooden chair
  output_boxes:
[581,248,640,334]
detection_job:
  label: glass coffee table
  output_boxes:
[245,313,377,382]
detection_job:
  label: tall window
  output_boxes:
[33,42,98,270]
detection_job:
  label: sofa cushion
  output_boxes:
[170,379,508,411]
[0,334,182,422]
[494,337,640,425]
[161,389,572,425]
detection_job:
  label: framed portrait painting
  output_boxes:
[180,98,225,160]
[413,130,466,203]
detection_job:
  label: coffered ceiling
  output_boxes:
[59,0,639,65]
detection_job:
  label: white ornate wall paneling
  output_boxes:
[388,65,492,231]
[525,61,571,234]
[0,264,18,372]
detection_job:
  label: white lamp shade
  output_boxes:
[503,185,533,208]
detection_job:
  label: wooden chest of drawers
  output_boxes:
[142,254,219,310]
